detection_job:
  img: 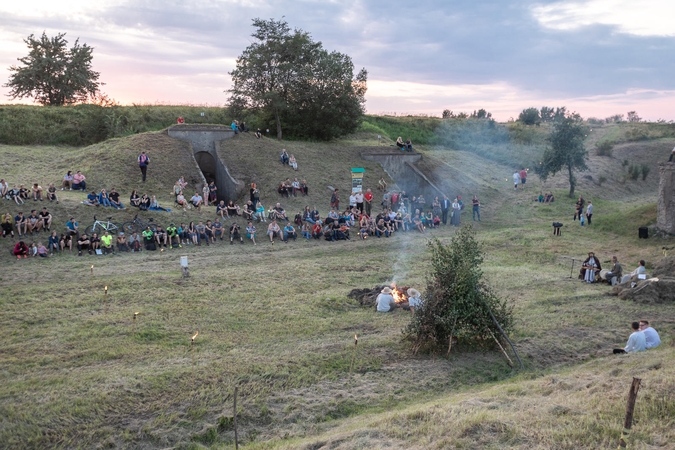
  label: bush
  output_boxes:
[518,107,541,126]
[598,175,607,186]
[595,140,614,156]
[625,127,649,141]
[622,159,630,167]
[629,164,641,180]
[641,164,650,181]
[404,227,513,355]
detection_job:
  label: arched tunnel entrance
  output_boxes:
[194,151,217,195]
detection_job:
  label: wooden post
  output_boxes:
[618,377,642,449]
[233,386,239,450]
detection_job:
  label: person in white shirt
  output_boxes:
[513,171,521,190]
[376,287,396,312]
[639,320,661,349]
[349,192,357,209]
[586,202,593,225]
[630,260,647,277]
[613,322,646,354]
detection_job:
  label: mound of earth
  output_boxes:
[611,256,675,303]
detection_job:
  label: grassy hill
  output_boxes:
[0,123,674,449]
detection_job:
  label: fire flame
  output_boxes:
[391,284,408,304]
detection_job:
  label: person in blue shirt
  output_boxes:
[283,223,297,242]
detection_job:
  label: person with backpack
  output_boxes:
[138,151,150,182]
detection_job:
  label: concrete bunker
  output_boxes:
[167,125,244,202]
[361,151,445,200]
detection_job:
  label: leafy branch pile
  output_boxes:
[405,227,513,355]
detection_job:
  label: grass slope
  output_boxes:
[0,129,674,449]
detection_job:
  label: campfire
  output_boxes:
[348,283,412,308]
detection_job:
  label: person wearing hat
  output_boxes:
[580,252,601,283]
[376,287,396,312]
[407,288,422,314]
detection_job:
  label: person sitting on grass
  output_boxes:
[142,226,155,250]
[280,149,290,165]
[639,320,661,349]
[283,223,297,242]
[100,231,114,255]
[186,221,198,245]
[229,222,243,244]
[395,136,405,150]
[291,178,301,197]
[243,200,255,221]
[59,233,72,252]
[212,218,224,241]
[167,224,180,248]
[580,252,601,283]
[196,221,208,246]
[255,201,266,222]
[81,191,98,207]
[405,138,413,152]
[149,195,170,212]
[176,192,188,210]
[300,179,309,196]
[31,183,43,201]
[128,231,141,252]
[77,233,92,256]
[605,256,623,286]
[272,203,288,222]
[289,154,298,170]
[109,188,124,209]
[226,200,240,217]
[27,210,43,235]
[413,214,424,233]
[407,288,422,314]
[246,221,257,245]
[255,128,262,139]
[613,322,646,354]
[177,176,188,190]
[204,220,215,244]
[13,241,29,259]
[190,192,203,212]
[62,171,73,190]
[2,213,15,238]
[139,193,151,211]
[66,217,79,236]
[39,207,52,231]
[35,241,48,258]
[130,190,140,208]
[278,180,290,198]
[267,220,282,243]
[301,222,311,240]
[9,185,23,205]
[99,189,111,207]
[14,211,28,238]
[376,287,396,312]
[216,200,227,218]
[47,183,59,203]
[90,233,101,252]
[154,225,168,248]
[173,181,182,198]
[311,221,323,239]
[117,232,130,252]
[630,260,647,277]
[72,171,86,191]
[18,184,29,200]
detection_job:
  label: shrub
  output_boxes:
[598,175,607,186]
[404,227,513,355]
[595,140,614,156]
[625,127,649,141]
[641,164,650,181]
[622,159,630,168]
[629,164,640,180]
[518,107,541,126]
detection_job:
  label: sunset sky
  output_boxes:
[1,0,674,121]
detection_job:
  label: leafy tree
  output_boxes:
[627,111,641,122]
[4,32,101,106]
[470,108,492,119]
[227,18,367,140]
[442,109,455,119]
[535,112,589,198]
[540,106,554,122]
[518,107,541,125]
[404,228,513,355]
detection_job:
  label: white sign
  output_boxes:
[180,256,189,268]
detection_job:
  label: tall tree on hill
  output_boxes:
[227,18,367,140]
[535,112,589,198]
[4,32,101,106]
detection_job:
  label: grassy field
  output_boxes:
[0,125,674,449]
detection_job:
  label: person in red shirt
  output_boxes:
[13,241,28,258]
[364,188,373,217]
[177,116,185,124]
[519,169,527,187]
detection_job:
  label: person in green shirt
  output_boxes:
[142,226,155,250]
[167,223,181,248]
[100,231,114,255]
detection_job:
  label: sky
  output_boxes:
[1,0,674,121]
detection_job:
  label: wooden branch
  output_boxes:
[489,328,514,367]
[618,377,641,448]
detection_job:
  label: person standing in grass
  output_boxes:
[138,151,149,182]
[472,195,481,221]
[364,188,373,217]
[519,168,527,187]
[613,322,646,354]
[513,170,520,190]
[586,201,593,225]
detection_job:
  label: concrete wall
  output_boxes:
[657,162,675,234]
[167,125,243,202]
[361,152,445,199]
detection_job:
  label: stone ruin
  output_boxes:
[610,256,675,303]
[656,162,675,235]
